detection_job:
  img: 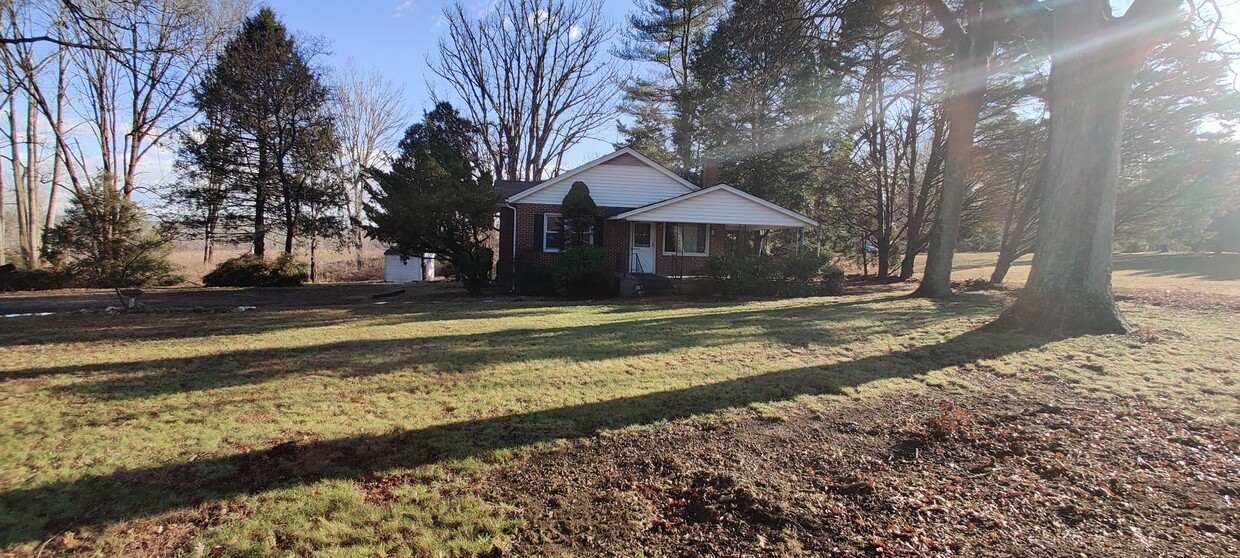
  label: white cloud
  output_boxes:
[393,1,413,18]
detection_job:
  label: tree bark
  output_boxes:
[45,48,67,236]
[901,107,946,279]
[23,86,40,267]
[997,0,1180,334]
[254,139,268,258]
[912,15,992,298]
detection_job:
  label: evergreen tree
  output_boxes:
[561,181,599,247]
[43,175,178,288]
[689,0,850,253]
[176,7,342,258]
[616,0,723,175]
[365,103,496,295]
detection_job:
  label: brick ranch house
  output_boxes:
[493,148,818,290]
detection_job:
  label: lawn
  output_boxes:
[948,251,1240,296]
[0,267,1237,556]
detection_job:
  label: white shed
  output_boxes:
[384,249,436,282]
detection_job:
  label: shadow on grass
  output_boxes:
[9,293,1003,399]
[0,322,1048,547]
[1111,253,1240,282]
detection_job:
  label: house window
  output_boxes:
[543,214,564,252]
[663,223,709,256]
[545,213,594,251]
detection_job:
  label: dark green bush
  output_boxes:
[708,252,842,297]
[553,245,614,298]
[41,183,181,288]
[707,253,778,297]
[820,264,846,294]
[5,268,76,291]
[513,253,555,296]
[203,254,309,287]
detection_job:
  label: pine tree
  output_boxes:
[365,103,497,295]
[177,7,342,259]
[616,0,723,175]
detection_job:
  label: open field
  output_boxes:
[0,259,1237,556]
[948,252,1240,296]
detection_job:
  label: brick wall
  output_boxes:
[499,201,729,287]
[512,203,567,269]
[652,223,726,277]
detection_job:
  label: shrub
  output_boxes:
[779,252,830,283]
[203,254,309,287]
[560,181,598,248]
[41,183,181,288]
[4,268,77,291]
[513,253,556,296]
[707,253,778,297]
[708,252,843,297]
[553,245,614,298]
[820,264,846,294]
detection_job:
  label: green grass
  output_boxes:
[0,289,1236,556]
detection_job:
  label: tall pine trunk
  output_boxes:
[913,27,991,298]
[254,140,268,258]
[901,108,946,279]
[997,0,1180,334]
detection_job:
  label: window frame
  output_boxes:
[662,223,710,257]
[542,213,564,253]
[543,213,594,252]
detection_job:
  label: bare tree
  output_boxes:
[1,6,50,268]
[0,0,137,51]
[333,59,408,267]
[432,0,620,181]
[0,0,243,269]
[69,0,247,199]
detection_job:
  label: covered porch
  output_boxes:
[604,184,819,283]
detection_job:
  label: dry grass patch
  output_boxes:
[0,285,1235,556]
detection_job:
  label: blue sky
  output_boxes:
[265,0,639,168]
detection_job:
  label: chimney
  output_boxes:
[702,158,720,188]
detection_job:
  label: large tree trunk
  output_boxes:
[997,0,1179,334]
[254,140,268,258]
[913,27,992,298]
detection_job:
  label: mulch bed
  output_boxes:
[485,387,1239,557]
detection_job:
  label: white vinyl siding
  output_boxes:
[519,162,695,207]
[385,254,433,282]
[622,188,810,228]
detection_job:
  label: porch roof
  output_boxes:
[609,184,818,229]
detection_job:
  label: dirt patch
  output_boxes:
[486,386,1239,557]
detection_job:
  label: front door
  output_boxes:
[630,222,655,274]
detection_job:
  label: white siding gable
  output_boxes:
[516,153,695,207]
[617,186,816,228]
